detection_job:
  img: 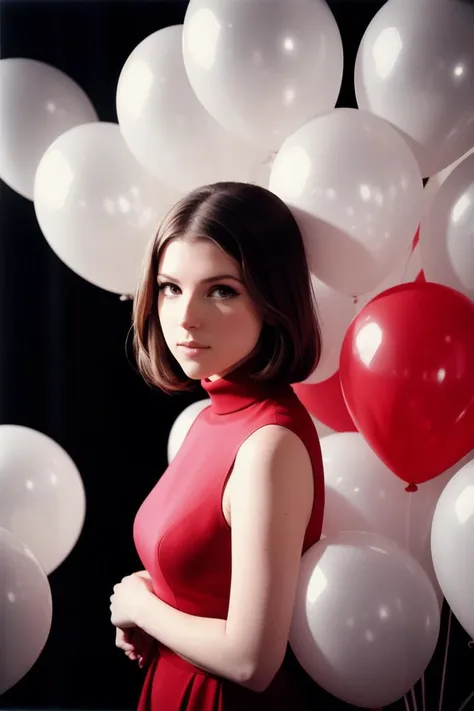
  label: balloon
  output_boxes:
[411,228,425,283]
[340,282,474,487]
[356,239,421,313]
[182,0,343,151]
[269,108,423,296]
[0,527,53,695]
[0,58,98,201]
[34,122,180,295]
[167,399,210,463]
[419,152,474,303]
[431,459,474,640]
[0,425,86,575]
[303,276,356,384]
[310,416,334,440]
[408,246,423,281]
[321,433,473,608]
[117,25,268,194]
[292,372,357,433]
[355,0,474,178]
[423,146,474,218]
[290,530,440,708]
[410,227,425,283]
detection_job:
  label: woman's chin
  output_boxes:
[178,361,213,381]
[177,354,246,381]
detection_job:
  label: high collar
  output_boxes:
[200,369,287,416]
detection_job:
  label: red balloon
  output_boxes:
[292,372,357,432]
[340,282,474,487]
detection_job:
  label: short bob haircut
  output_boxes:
[132,181,322,393]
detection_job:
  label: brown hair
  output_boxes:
[132,181,321,393]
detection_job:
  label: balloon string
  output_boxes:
[457,690,474,711]
[439,606,453,711]
[405,488,414,554]
[421,673,426,711]
[457,642,474,711]
[405,485,422,711]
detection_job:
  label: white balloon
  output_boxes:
[419,152,474,302]
[321,433,471,607]
[356,240,421,312]
[0,425,86,575]
[310,416,334,440]
[304,276,356,384]
[432,459,474,640]
[0,58,97,200]
[117,25,268,194]
[269,108,423,296]
[167,399,211,463]
[406,241,422,282]
[0,527,52,695]
[290,530,440,708]
[34,122,180,295]
[423,146,474,218]
[355,0,474,178]
[182,0,343,150]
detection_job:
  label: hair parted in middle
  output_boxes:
[132,181,322,393]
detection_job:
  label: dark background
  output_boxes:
[0,1,472,709]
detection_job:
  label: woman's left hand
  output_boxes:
[110,574,153,629]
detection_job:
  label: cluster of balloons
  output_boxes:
[1,0,474,705]
[0,426,85,694]
[162,2,474,707]
[283,2,474,706]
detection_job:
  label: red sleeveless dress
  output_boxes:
[133,371,325,710]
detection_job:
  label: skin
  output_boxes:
[156,236,264,382]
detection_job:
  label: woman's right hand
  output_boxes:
[115,570,156,668]
[132,569,154,592]
[116,626,157,668]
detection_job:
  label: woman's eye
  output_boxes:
[158,282,180,296]
[157,282,238,299]
[211,285,238,299]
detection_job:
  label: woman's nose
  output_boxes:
[178,297,202,330]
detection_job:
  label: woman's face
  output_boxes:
[157,237,263,381]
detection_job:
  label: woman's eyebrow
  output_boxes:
[157,273,244,284]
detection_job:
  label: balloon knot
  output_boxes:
[405,482,418,493]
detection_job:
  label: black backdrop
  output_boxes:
[0,1,472,709]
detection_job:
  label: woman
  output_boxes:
[109,181,325,710]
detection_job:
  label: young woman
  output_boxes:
[109,182,325,710]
